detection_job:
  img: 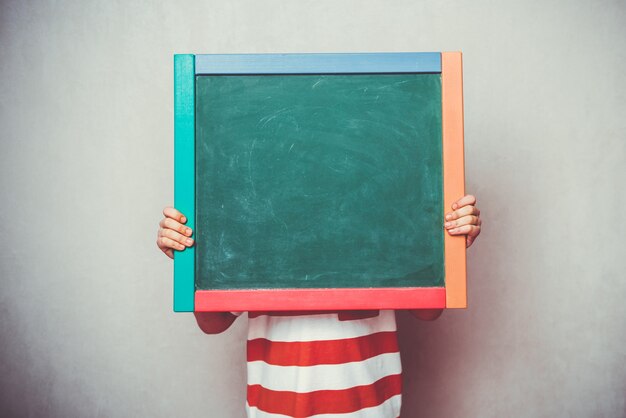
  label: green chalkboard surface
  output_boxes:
[195,74,443,290]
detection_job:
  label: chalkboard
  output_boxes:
[195,74,444,290]
[173,52,466,312]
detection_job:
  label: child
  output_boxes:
[157,195,481,417]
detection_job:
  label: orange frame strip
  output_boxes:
[442,52,467,308]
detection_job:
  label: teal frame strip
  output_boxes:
[173,54,195,312]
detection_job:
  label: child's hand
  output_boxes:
[157,207,235,333]
[157,207,194,259]
[444,194,482,248]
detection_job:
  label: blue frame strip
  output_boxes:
[195,52,441,75]
[173,54,195,312]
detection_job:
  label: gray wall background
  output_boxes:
[1,0,624,417]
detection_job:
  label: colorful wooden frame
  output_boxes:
[174,52,466,312]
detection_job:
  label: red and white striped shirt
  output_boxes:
[244,310,402,418]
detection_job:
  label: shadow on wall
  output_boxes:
[397,309,472,418]
[397,171,510,418]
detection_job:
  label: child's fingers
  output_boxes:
[445,205,480,221]
[159,217,193,237]
[163,206,187,224]
[157,235,186,252]
[451,194,476,210]
[157,207,191,259]
[444,215,479,230]
[159,228,194,248]
[447,224,481,237]
[447,195,482,247]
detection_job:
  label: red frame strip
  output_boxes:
[195,287,446,311]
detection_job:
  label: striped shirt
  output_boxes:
[244,310,402,418]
